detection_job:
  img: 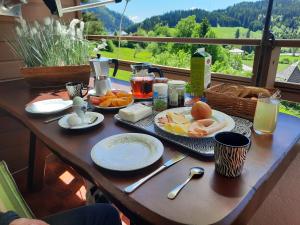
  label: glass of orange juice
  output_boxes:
[253,94,280,134]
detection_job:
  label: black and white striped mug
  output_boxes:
[214,132,251,178]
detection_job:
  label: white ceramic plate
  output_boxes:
[89,90,134,110]
[154,107,235,138]
[58,112,104,130]
[25,99,72,115]
[91,133,164,171]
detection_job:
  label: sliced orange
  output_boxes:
[99,98,112,107]
[116,92,132,98]
[111,98,119,107]
[106,91,116,97]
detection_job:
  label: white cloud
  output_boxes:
[190,6,197,10]
[129,16,141,23]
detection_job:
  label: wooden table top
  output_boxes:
[0,79,300,225]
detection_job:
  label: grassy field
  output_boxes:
[102,47,299,76]
[212,27,261,39]
[243,54,300,73]
[101,48,153,81]
[100,47,152,63]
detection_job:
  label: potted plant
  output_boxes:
[9,18,91,88]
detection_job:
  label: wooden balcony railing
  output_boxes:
[87,35,300,102]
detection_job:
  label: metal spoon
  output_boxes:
[167,167,204,200]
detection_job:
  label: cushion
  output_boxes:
[0,161,34,218]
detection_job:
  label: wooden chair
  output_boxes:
[0,161,34,218]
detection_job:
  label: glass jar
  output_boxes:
[153,83,168,112]
[253,94,280,134]
[168,80,186,108]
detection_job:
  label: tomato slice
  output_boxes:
[89,96,100,105]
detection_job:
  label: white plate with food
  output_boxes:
[154,102,235,138]
[58,112,104,130]
[89,90,134,110]
[90,133,164,171]
[25,99,72,115]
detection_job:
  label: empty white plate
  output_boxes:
[58,112,104,130]
[91,133,164,171]
[25,99,72,115]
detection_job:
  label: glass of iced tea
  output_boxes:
[253,94,280,134]
[130,63,164,99]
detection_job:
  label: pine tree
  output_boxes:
[199,18,210,38]
[235,28,240,39]
[246,29,251,38]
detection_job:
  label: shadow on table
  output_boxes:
[210,171,249,198]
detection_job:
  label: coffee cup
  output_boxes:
[66,82,88,99]
[214,132,251,178]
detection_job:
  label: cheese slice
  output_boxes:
[118,103,152,123]
[164,123,190,136]
[167,112,190,124]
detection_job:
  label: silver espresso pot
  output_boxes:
[89,54,119,96]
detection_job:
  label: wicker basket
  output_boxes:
[205,84,274,120]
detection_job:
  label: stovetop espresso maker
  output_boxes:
[89,54,119,96]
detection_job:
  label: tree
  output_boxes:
[172,16,200,53]
[199,18,210,38]
[242,29,254,53]
[82,12,98,22]
[235,28,240,39]
[175,15,199,38]
[82,12,106,35]
[246,29,251,38]
[84,21,106,35]
[204,30,222,64]
[133,44,142,58]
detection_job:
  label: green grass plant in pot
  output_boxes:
[9,18,91,88]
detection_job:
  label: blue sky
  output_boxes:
[107,0,257,23]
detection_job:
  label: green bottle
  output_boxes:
[190,48,212,97]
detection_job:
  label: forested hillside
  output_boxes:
[82,4,133,32]
[126,0,300,39]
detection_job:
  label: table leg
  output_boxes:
[27,132,48,192]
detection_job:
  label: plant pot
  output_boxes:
[20,65,91,89]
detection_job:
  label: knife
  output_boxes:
[44,115,65,124]
[124,154,187,194]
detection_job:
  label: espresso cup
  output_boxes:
[66,82,88,99]
[214,132,251,178]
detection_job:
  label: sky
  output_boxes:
[107,0,257,23]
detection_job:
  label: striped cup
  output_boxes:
[214,132,251,178]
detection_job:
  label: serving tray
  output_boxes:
[114,112,252,158]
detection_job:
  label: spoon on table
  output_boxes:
[167,167,204,200]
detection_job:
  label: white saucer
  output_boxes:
[58,112,104,129]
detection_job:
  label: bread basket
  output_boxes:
[204,84,275,120]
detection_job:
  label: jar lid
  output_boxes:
[168,80,186,86]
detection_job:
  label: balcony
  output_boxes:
[0,1,300,225]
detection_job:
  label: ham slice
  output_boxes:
[188,119,227,137]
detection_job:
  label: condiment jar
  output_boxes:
[168,80,186,108]
[153,83,168,111]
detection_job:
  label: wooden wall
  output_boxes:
[0,0,79,172]
[0,0,80,81]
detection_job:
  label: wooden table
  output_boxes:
[0,79,300,225]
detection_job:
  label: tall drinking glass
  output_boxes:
[253,94,280,134]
